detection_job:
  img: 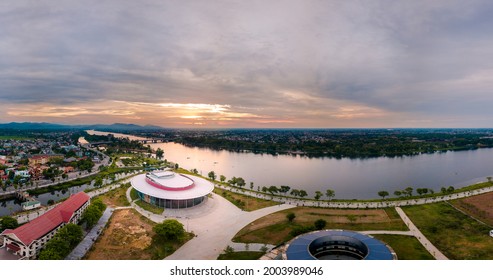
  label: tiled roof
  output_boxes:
[1,192,90,246]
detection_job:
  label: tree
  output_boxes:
[57,224,83,248]
[0,216,19,231]
[268,186,278,195]
[82,206,102,228]
[280,185,290,194]
[220,175,226,183]
[404,187,414,197]
[441,187,447,194]
[250,182,254,190]
[174,163,179,169]
[378,191,389,199]
[153,219,185,241]
[487,176,492,183]
[38,236,71,260]
[191,168,198,174]
[290,189,300,197]
[91,198,106,212]
[416,188,428,196]
[298,190,308,198]
[208,171,217,181]
[156,148,164,159]
[262,186,268,193]
[286,212,296,223]
[236,177,246,188]
[325,189,335,200]
[314,191,323,200]
[38,247,64,260]
[394,190,402,197]
[314,219,326,230]
[94,177,103,188]
[447,186,455,193]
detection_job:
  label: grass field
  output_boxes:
[98,184,131,207]
[135,200,164,215]
[372,235,434,260]
[217,251,264,260]
[233,207,407,245]
[213,188,279,211]
[403,202,493,259]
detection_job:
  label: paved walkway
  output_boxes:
[66,207,114,260]
[165,196,295,260]
[215,184,493,209]
[395,207,449,260]
[125,185,295,260]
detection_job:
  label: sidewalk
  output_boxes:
[66,207,114,260]
[395,207,449,260]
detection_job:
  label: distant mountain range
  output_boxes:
[0,122,163,131]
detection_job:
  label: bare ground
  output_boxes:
[451,192,493,226]
[85,208,155,260]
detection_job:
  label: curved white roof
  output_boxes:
[131,173,214,200]
[146,171,194,190]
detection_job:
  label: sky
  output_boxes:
[1,0,493,128]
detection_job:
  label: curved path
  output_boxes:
[215,184,493,209]
[125,186,294,260]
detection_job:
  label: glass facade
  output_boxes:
[137,191,206,209]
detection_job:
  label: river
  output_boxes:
[92,130,493,200]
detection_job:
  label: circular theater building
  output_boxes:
[131,169,214,209]
[285,230,396,260]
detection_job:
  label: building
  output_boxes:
[28,154,63,167]
[0,192,90,259]
[284,230,396,260]
[131,169,214,209]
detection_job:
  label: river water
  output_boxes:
[150,142,493,200]
[85,130,493,199]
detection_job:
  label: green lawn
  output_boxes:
[213,188,279,211]
[233,207,407,245]
[373,235,434,260]
[135,200,164,215]
[403,203,493,259]
[130,188,139,201]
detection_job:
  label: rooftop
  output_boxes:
[132,172,214,200]
[1,192,90,246]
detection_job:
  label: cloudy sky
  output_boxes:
[1,0,493,128]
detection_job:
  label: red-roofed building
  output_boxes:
[0,192,90,259]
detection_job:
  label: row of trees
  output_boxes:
[81,198,106,229]
[378,186,456,199]
[210,171,338,201]
[38,223,83,260]
[37,198,107,259]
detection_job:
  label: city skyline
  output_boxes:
[2,1,493,128]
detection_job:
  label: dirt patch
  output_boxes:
[234,207,406,245]
[451,192,493,226]
[85,209,155,260]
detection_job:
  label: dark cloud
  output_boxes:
[1,0,493,127]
